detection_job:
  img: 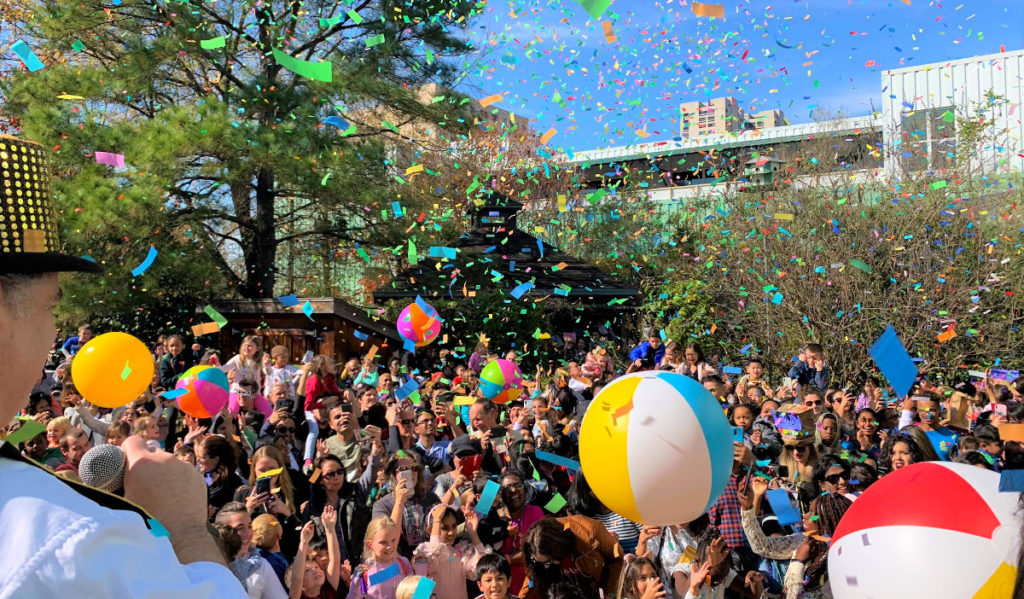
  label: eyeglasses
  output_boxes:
[400,419,416,425]
[501,482,525,491]
[396,465,416,473]
[527,556,559,569]
[276,426,296,434]
[322,470,344,479]
[804,400,824,406]
[824,472,849,485]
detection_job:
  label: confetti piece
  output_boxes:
[405,164,424,175]
[277,294,300,307]
[323,116,349,129]
[575,0,611,20]
[765,489,801,525]
[191,322,221,336]
[543,492,567,513]
[394,377,420,401]
[535,450,581,471]
[479,94,503,108]
[345,9,364,24]
[453,395,475,406]
[271,48,332,82]
[771,291,783,305]
[476,480,501,514]
[429,246,457,259]
[411,578,436,599]
[121,361,132,380]
[774,213,794,221]
[367,561,401,586]
[161,388,188,400]
[199,36,225,49]
[929,180,948,190]
[353,330,369,341]
[71,40,85,52]
[1,417,46,445]
[611,399,634,422]
[130,245,157,277]
[10,40,44,72]
[94,152,125,168]
[510,282,534,299]
[540,128,557,145]
[601,20,617,44]
[57,94,85,100]
[849,259,872,274]
[366,34,386,48]
[301,301,314,320]
[691,2,725,19]
[203,305,229,328]
[869,325,917,398]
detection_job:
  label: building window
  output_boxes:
[900,107,955,171]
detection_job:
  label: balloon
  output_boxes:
[829,462,1021,599]
[579,371,732,526]
[71,332,155,409]
[479,359,523,404]
[396,301,441,347]
[174,365,230,418]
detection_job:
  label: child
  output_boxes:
[735,359,773,401]
[347,516,413,599]
[104,421,130,447]
[229,378,273,420]
[264,345,300,398]
[395,576,437,599]
[474,554,519,599]
[252,513,288,587]
[304,355,342,472]
[412,504,489,599]
[222,335,264,393]
[133,416,162,451]
[616,556,665,599]
[787,342,830,390]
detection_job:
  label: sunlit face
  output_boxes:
[478,571,510,599]
[684,348,698,362]
[439,513,459,546]
[145,419,159,440]
[270,384,289,404]
[78,328,93,343]
[856,411,878,435]
[890,441,913,471]
[167,338,184,357]
[746,362,763,379]
[237,387,256,411]
[917,401,939,425]
[273,353,288,368]
[240,340,257,358]
[302,560,325,589]
[470,403,495,431]
[820,418,838,443]
[254,456,281,482]
[320,460,345,492]
[195,444,220,474]
[359,389,378,409]
[803,393,825,417]
[822,465,850,494]
[500,474,526,511]
[46,422,65,445]
[398,409,416,434]
[760,400,779,420]
[368,527,399,562]
[226,512,253,555]
[64,435,89,465]
[415,412,436,436]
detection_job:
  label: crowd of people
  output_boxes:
[6,324,1024,599]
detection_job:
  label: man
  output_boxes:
[55,428,90,474]
[60,323,93,358]
[628,332,664,370]
[0,135,243,596]
[413,409,453,471]
[324,404,363,478]
[460,398,503,474]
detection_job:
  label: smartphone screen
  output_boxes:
[255,477,271,495]
[398,470,414,490]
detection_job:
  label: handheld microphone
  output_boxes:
[79,443,127,495]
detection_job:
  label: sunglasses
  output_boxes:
[322,470,344,479]
[527,556,559,569]
[824,472,850,485]
[276,426,296,433]
[787,445,809,452]
[400,419,416,425]
[396,465,416,473]
[804,399,824,406]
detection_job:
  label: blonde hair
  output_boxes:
[249,445,298,517]
[779,442,818,484]
[251,513,281,550]
[270,345,289,360]
[237,335,264,369]
[133,416,155,437]
[395,576,424,599]
[309,354,335,379]
[361,515,399,562]
[46,416,71,439]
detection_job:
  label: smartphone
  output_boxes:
[731,427,745,444]
[398,469,414,490]
[302,350,314,364]
[459,454,483,478]
[341,403,353,413]
[255,476,271,496]
[489,426,508,438]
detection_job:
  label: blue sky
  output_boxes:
[464,0,1023,152]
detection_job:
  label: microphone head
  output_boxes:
[79,444,126,494]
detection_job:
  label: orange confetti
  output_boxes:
[479,94,503,107]
[865,60,876,67]
[540,128,557,145]
[691,2,725,18]
[601,20,617,43]
[635,129,651,138]
[937,327,956,343]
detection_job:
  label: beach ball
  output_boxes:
[174,365,230,418]
[829,462,1021,599]
[479,359,523,404]
[397,301,441,347]
[579,371,733,526]
[72,332,155,408]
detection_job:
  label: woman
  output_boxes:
[496,471,544,594]
[811,453,852,498]
[234,445,304,557]
[739,478,852,598]
[815,413,842,455]
[215,502,288,599]
[842,408,882,462]
[520,513,625,599]
[675,345,716,382]
[198,434,245,516]
[634,515,708,599]
[370,451,439,556]
[302,450,382,570]
[566,472,642,554]
[880,432,925,474]
[900,425,941,462]
[777,406,820,485]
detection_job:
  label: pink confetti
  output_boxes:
[94,152,125,168]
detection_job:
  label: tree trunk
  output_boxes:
[239,167,277,298]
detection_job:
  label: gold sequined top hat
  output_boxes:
[0,136,99,273]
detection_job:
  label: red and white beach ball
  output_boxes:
[829,462,1021,598]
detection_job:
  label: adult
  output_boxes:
[566,472,642,554]
[677,344,716,383]
[234,445,305,557]
[370,451,440,556]
[627,333,664,371]
[899,392,959,461]
[302,448,381,567]
[55,428,90,475]
[0,135,240,595]
[322,404,364,479]
[491,471,544,593]
[215,502,288,599]
[198,434,246,515]
[519,515,625,599]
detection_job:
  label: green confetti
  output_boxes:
[366,34,386,48]
[543,492,567,513]
[204,305,229,327]
[346,9,363,24]
[575,0,611,19]
[271,48,332,82]
[71,40,85,52]
[929,180,948,190]
[849,259,872,274]
[121,360,132,380]
[199,36,225,49]
[408,240,417,264]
